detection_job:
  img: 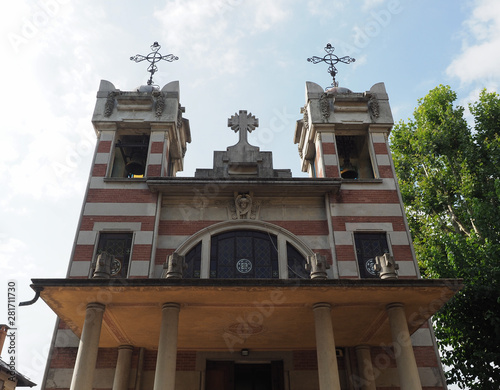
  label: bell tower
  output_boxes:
[92,79,190,179]
[67,79,190,280]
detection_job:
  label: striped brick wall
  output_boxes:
[147,130,167,177]
[306,125,418,279]
[68,126,171,279]
[319,132,339,178]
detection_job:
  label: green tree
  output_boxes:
[390,85,500,389]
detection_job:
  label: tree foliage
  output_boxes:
[390,85,500,389]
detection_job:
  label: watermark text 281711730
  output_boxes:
[6,280,17,382]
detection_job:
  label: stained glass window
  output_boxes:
[184,241,201,278]
[96,232,133,278]
[286,243,309,279]
[354,233,389,278]
[210,230,279,279]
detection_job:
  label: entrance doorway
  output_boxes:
[205,361,284,390]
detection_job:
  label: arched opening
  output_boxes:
[209,230,279,279]
[176,220,313,279]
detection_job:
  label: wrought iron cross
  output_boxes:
[228,110,259,144]
[307,43,355,89]
[130,42,178,86]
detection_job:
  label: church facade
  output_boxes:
[32,78,461,390]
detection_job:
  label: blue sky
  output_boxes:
[1,0,499,388]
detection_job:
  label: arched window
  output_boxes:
[209,230,279,279]
[184,241,202,278]
[174,221,314,280]
[286,242,309,279]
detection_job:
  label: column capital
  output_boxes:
[386,302,404,311]
[313,302,332,311]
[161,302,181,310]
[118,345,134,351]
[355,344,371,352]
[86,302,106,312]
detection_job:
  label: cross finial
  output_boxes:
[307,43,355,90]
[130,42,179,86]
[228,110,259,145]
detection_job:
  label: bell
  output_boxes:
[125,152,146,175]
[340,159,358,179]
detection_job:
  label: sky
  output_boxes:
[0,0,499,388]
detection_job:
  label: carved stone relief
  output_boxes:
[153,91,165,118]
[104,91,116,117]
[320,93,331,122]
[368,95,380,119]
[177,103,184,129]
[228,192,261,220]
[301,105,309,133]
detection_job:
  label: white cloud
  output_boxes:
[307,0,350,18]
[446,0,500,84]
[154,0,292,81]
[0,236,27,272]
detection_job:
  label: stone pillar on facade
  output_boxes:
[70,302,106,390]
[306,253,330,279]
[93,252,114,279]
[112,345,134,390]
[313,302,342,390]
[355,345,377,390]
[386,303,422,390]
[153,303,181,390]
[374,253,399,280]
[162,253,186,279]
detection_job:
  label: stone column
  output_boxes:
[313,303,341,390]
[386,303,422,390]
[355,345,376,390]
[112,345,134,390]
[153,303,180,390]
[70,302,106,390]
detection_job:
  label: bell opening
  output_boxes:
[126,152,146,175]
[340,159,358,179]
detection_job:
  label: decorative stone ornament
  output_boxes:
[177,104,185,129]
[368,95,380,119]
[301,105,309,132]
[92,252,114,279]
[320,93,331,122]
[104,91,116,117]
[163,253,187,279]
[228,192,261,220]
[305,253,330,279]
[374,253,399,280]
[153,91,165,118]
[235,193,252,218]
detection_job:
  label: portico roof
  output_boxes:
[145,177,342,196]
[30,278,461,351]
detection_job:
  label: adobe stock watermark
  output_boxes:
[339,0,403,57]
[223,289,287,352]
[255,106,297,146]
[50,119,96,186]
[8,0,70,53]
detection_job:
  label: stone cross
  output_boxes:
[228,110,259,145]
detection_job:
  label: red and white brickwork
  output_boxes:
[43,80,447,390]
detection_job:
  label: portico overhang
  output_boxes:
[31,278,461,351]
[146,177,342,196]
